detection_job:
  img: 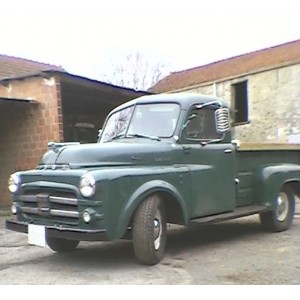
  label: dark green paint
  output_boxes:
[8,93,300,241]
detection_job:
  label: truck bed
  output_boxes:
[236,143,300,207]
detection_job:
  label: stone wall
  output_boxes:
[183,63,300,143]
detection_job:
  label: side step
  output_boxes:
[190,205,268,225]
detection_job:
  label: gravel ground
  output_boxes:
[0,210,299,285]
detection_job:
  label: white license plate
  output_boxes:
[28,224,46,247]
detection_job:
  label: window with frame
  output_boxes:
[185,107,221,140]
[232,81,248,125]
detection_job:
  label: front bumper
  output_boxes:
[5,219,108,241]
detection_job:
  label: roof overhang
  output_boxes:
[0,97,38,105]
[57,71,152,96]
[0,70,153,96]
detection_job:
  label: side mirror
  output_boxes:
[215,108,230,134]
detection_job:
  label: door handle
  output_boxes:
[183,146,191,154]
[224,149,232,153]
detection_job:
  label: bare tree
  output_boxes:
[101,52,169,90]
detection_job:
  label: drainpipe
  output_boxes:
[213,82,217,97]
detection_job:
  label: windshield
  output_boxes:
[100,103,180,143]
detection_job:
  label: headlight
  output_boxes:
[8,173,20,194]
[79,174,96,198]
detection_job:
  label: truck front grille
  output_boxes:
[19,190,79,224]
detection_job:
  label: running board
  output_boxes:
[190,205,268,225]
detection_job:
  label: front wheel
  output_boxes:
[132,194,167,265]
[259,185,295,232]
[46,235,79,253]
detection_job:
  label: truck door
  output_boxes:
[182,105,236,218]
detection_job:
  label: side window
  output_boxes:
[185,107,221,140]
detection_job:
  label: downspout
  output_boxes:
[213,82,217,97]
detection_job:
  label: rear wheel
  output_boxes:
[259,185,295,232]
[132,194,167,265]
[46,235,79,252]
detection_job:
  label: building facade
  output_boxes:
[151,39,300,143]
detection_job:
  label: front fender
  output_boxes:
[253,164,300,209]
[113,180,189,240]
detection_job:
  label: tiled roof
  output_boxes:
[0,54,65,80]
[151,39,300,93]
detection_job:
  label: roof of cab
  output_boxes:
[110,93,228,114]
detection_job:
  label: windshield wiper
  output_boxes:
[106,133,161,142]
[105,133,126,142]
[127,133,161,141]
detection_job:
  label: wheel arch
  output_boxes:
[287,180,300,198]
[115,180,189,239]
[254,164,300,209]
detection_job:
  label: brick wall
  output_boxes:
[0,76,62,209]
[182,63,300,143]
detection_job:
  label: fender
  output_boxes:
[253,163,300,209]
[113,179,189,239]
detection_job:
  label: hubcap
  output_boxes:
[276,192,289,222]
[153,211,162,251]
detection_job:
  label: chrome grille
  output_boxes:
[19,190,79,222]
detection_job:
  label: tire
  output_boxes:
[46,235,79,253]
[132,194,167,265]
[259,185,295,232]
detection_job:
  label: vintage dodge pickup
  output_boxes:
[5,93,300,265]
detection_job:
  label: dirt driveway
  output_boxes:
[0,212,299,285]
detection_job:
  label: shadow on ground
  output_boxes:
[44,216,269,268]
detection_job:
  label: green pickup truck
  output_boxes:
[6,93,300,265]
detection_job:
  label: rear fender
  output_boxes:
[253,164,300,209]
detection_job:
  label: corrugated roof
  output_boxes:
[0,54,65,80]
[151,39,300,93]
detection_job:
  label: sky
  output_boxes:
[0,0,300,88]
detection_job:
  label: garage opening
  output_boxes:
[59,74,150,143]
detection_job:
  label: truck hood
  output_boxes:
[39,141,178,168]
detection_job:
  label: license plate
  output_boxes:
[28,224,46,247]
